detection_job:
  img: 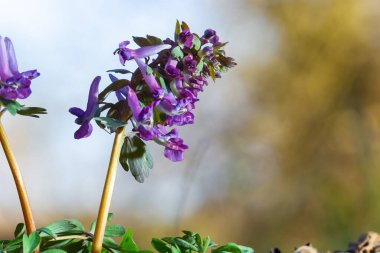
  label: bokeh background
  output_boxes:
[1,0,380,252]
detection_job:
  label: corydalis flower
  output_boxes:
[153,125,188,162]
[126,86,188,161]
[116,41,171,65]
[0,36,39,100]
[116,41,170,100]
[69,76,100,139]
[179,29,193,48]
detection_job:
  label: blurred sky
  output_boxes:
[0,0,276,233]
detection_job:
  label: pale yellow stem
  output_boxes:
[0,120,36,235]
[92,127,125,253]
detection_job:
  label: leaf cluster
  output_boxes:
[0,98,46,118]
[0,219,253,253]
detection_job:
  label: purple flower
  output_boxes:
[109,74,127,101]
[126,86,155,140]
[165,112,194,126]
[153,125,188,162]
[116,40,171,65]
[187,76,207,94]
[201,46,214,58]
[179,29,193,48]
[183,55,197,73]
[157,93,195,126]
[203,29,216,39]
[115,41,170,100]
[165,58,181,78]
[69,76,100,139]
[203,29,219,45]
[0,36,39,100]
[158,93,190,115]
[134,58,164,100]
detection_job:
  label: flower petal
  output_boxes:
[126,86,142,119]
[133,44,171,59]
[83,76,101,118]
[164,148,184,162]
[74,122,93,139]
[5,37,19,76]
[69,107,85,118]
[134,58,164,99]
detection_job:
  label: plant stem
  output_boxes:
[0,119,36,235]
[92,127,125,253]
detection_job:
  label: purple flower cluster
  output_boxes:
[70,21,236,162]
[0,36,39,101]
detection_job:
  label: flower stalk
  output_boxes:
[0,117,36,235]
[92,126,126,253]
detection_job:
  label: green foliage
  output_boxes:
[16,106,47,118]
[171,46,184,60]
[98,79,130,102]
[107,69,134,75]
[151,231,253,253]
[0,98,47,117]
[119,136,153,183]
[94,117,128,128]
[132,35,163,47]
[0,219,252,253]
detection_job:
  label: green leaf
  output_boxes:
[181,21,190,31]
[211,243,242,253]
[4,238,23,252]
[237,246,254,253]
[192,36,201,51]
[98,79,129,101]
[107,69,133,74]
[151,238,170,253]
[196,59,204,72]
[94,117,127,128]
[64,219,85,232]
[90,220,96,234]
[175,20,181,41]
[23,232,41,253]
[37,227,57,239]
[106,213,114,223]
[147,35,163,45]
[213,42,228,51]
[171,46,184,60]
[146,66,154,75]
[105,224,125,238]
[102,237,120,250]
[194,234,202,250]
[3,100,22,116]
[170,245,181,253]
[202,237,211,252]
[208,65,216,82]
[120,229,139,251]
[174,238,198,251]
[45,220,78,234]
[133,36,151,47]
[14,223,25,239]
[17,106,47,118]
[42,250,67,253]
[119,136,153,183]
[182,231,196,237]
[158,75,168,93]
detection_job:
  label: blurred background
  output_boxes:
[1,0,380,252]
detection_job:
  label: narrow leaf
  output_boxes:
[120,229,139,251]
[94,117,127,128]
[175,20,181,41]
[14,223,25,239]
[151,238,170,253]
[107,69,133,74]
